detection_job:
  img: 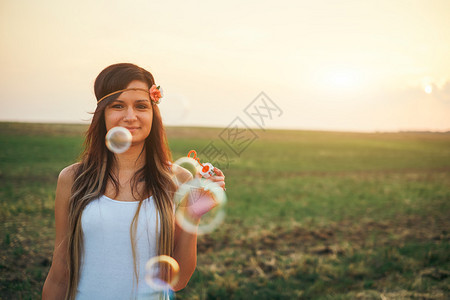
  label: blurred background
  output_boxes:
[1,1,449,299]
[1,0,449,132]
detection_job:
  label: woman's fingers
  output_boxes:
[208,176,224,184]
[210,167,226,190]
[213,167,224,177]
[215,180,225,189]
[210,175,225,182]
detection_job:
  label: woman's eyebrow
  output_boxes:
[112,99,150,103]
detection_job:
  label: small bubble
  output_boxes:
[145,255,180,292]
[105,126,132,154]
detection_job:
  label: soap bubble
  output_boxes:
[171,156,201,187]
[145,255,180,292]
[105,126,132,153]
[174,178,226,235]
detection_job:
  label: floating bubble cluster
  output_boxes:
[105,126,132,154]
[172,156,227,235]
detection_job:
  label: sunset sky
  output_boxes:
[1,0,449,132]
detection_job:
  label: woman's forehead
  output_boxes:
[116,89,150,101]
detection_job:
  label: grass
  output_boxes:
[0,122,449,299]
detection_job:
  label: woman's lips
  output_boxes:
[125,127,139,133]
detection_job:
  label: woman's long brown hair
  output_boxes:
[65,63,176,299]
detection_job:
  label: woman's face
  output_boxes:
[104,80,153,146]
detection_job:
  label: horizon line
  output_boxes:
[1,120,449,135]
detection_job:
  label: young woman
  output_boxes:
[42,63,226,299]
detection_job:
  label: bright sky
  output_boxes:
[1,0,449,132]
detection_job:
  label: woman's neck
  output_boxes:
[114,142,146,172]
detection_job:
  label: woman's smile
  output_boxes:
[125,126,140,133]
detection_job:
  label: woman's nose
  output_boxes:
[123,107,137,122]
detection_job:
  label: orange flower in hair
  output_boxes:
[150,85,163,104]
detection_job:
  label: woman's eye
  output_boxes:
[112,104,123,109]
[137,104,149,109]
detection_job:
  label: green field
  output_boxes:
[1,122,449,299]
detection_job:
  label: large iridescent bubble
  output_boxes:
[105,126,132,154]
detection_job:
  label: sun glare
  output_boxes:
[320,69,362,91]
[424,85,433,94]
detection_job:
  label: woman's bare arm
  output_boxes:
[172,221,198,291]
[171,166,226,291]
[42,165,76,299]
[170,166,197,291]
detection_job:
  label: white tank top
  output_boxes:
[76,195,165,300]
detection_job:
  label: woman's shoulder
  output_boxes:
[58,162,81,185]
[54,163,81,207]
